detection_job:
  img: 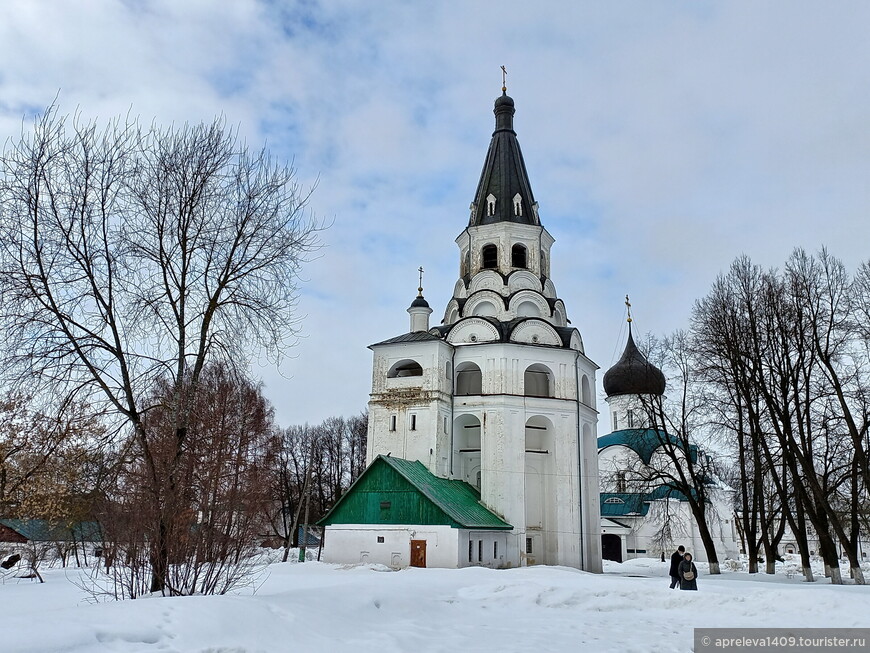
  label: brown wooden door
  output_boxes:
[410,539,426,568]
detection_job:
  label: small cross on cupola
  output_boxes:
[469,67,539,227]
[407,266,433,332]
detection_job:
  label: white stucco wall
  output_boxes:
[323,525,460,569]
[367,339,454,477]
[322,525,515,569]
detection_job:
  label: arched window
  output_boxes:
[511,244,527,268]
[482,244,498,269]
[454,414,481,488]
[524,364,553,398]
[515,301,539,318]
[455,362,482,395]
[580,375,591,405]
[471,300,498,317]
[387,359,423,378]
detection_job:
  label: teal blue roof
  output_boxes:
[600,493,650,517]
[600,487,691,517]
[0,519,102,542]
[598,429,698,465]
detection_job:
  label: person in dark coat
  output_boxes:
[679,552,698,590]
[669,545,685,589]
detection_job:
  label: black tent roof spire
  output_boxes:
[469,74,539,227]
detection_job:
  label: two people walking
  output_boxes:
[668,545,698,590]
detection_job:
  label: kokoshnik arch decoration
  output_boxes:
[320,77,603,573]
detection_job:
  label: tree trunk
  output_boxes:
[818,535,842,584]
[692,504,721,575]
[150,517,169,593]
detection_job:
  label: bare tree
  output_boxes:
[631,331,729,574]
[93,363,275,598]
[692,252,870,584]
[0,106,319,593]
[262,410,368,560]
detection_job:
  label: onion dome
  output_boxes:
[409,268,431,310]
[603,327,666,397]
[407,273,433,333]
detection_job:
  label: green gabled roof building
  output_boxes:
[0,519,102,543]
[318,455,512,531]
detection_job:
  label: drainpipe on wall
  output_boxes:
[574,349,585,571]
[449,344,456,477]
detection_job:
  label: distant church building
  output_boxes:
[597,319,740,563]
[320,88,602,572]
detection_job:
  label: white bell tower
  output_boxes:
[365,85,602,572]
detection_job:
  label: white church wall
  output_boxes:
[447,339,598,569]
[323,525,460,569]
[464,222,551,279]
[367,339,453,476]
[581,420,603,572]
[460,530,513,568]
[605,394,655,432]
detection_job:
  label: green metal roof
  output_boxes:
[318,455,512,530]
[598,429,699,465]
[380,457,512,529]
[0,519,102,542]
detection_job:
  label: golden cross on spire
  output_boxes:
[625,294,633,323]
[501,65,507,92]
[418,266,424,296]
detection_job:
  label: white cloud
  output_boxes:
[2,0,869,425]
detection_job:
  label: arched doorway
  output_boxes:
[601,534,622,562]
[524,416,554,565]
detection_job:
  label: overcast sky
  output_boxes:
[2,1,869,427]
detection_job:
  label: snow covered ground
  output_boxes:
[0,557,867,653]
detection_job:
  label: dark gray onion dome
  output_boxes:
[494,92,515,109]
[409,296,430,309]
[603,329,666,397]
